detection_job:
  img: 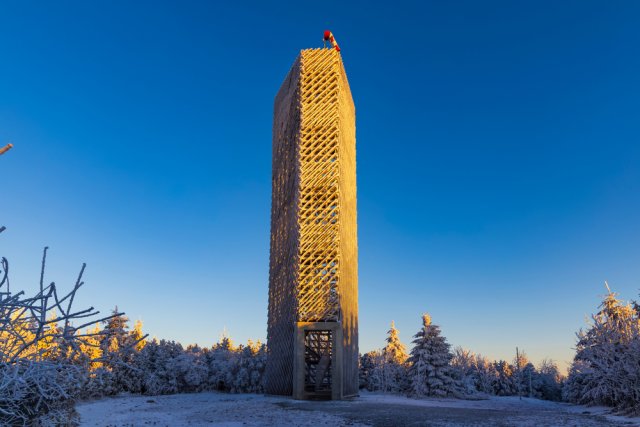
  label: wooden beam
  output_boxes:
[0,143,13,156]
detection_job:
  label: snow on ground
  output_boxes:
[76,392,367,427]
[359,392,561,410]
[356,391,640,426]
[563,403,640,427]
[77,391,640,427]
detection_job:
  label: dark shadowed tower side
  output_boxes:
[266,47,358,400]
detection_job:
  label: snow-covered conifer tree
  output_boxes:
[451,347,477,394]
[379,321,408,392]
[406,313,457,397]
[473,354,497,394]
[564,287,640,415]
[384,321,408,364]
[492,360,516,396]
[359,350,385,391]
[536,359,562,401]
[208,336,236,391]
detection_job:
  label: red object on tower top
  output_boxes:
[323,30,341,52]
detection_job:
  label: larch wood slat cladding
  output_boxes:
[266,48,358,397]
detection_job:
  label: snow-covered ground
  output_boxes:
[77,391,640,426]
[76,392,367,427]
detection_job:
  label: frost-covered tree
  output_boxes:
[226,340,267,393]
[406,313,457,397]
[98,309,147,393]
[473,354,498,394]
[492,360,516,396]
[451,347,478,394]
[536,359,563,401]
[134,339,183,395]
[384,321,408,364]
[359,351,376,390]
[378,321,408,392]
[206,335,236,391]
[450,348,559,399]
[359,322,409,393]
[564,286,640,415]
[173,345,209,392]
[513,350,533,397]
[0,242,129,424]
[359,350,384,391]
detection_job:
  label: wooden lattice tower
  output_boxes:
[266,47,358,400]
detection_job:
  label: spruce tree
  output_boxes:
[406,313,457,397]
[492,360,516,396]
[99,308,147,393]
[384,321,408,364]
[564,287,640,415]
[380,321,408,392]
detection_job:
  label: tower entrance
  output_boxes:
[293,322,343,399]
[304,329,333,398]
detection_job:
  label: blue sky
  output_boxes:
[1,1,639,370]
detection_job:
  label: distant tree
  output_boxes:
[513,350,533,397]
[227,340,267,393]
[406,313,457,397]
[473,354,498,394]
[207,335,236,391]
[536,359,563,401]
[359,351,376,389]
[359,350,384,391]
[492,360,516,396]
[99,308,147,393]
[451,347,477,394]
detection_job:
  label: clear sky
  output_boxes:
[1,1,639,371]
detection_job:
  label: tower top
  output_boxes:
[323,30,341,52]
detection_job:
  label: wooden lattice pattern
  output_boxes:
[266,48,358,397]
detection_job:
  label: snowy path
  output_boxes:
[77,391,640,427]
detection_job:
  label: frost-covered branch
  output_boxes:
[0,230,134,425]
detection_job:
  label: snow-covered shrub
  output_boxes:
[226,340,267,393]
[0,359,83,425]
[206,337,236,391]
[135,339,182,395]
[123,336,266,397]
[84,366,118,398]
[175,346,209,392]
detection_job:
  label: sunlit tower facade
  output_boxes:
[266,46,358,400]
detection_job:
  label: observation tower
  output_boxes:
[265,33,358,400]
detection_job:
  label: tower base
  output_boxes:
[292,322,343,400]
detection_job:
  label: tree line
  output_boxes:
[359,315,563,401]
[1,244,638,425]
